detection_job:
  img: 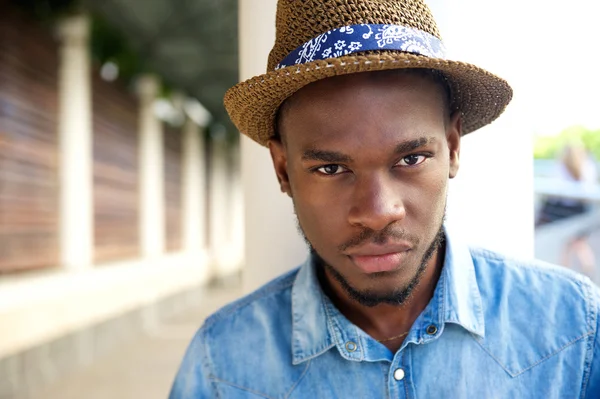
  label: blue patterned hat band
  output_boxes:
[276,23,447,70]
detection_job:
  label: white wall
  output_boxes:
[426,0,534,257]
[239,0,308,293]
[427,0,600,256]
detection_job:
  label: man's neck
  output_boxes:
[319,244,445,352]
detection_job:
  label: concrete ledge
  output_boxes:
[0,282,218,399]
[0,251,211,360]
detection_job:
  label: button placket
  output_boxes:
[389,351,408,395]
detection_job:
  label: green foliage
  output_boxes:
[13,0,157,88]
[90,16,177,96]
[534,126,600,160]
[90,15,149,83]
[11,0,80,21]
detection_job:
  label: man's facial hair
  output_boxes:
[296,216,445,307]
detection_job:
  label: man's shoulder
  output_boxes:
[469,246,598,304]
[189,267,301,385]
[201,266,300,336]
[470,247,599,338]
[171,268,306,397]
[467,247,599,377]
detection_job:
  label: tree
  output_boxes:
[534,126,600,160]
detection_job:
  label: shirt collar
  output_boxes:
[290,226,485,364]
[290,254,336,365]
[438,226,485,338]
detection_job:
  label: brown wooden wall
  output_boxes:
[0,9,60,272]
[92,75,140,263]
[164,125,183,252]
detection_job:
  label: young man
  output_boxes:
[170,1,600,397]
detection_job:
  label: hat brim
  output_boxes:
[224,52,513,147]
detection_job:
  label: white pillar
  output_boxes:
[137,75,165,258]
[209,137,238,277]
[230,142,245,269]
[182,118,207,254]
[57,14,93,270]
[239,0,308,292]
[427,0,534,258]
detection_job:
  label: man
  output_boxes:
[170,0,600,397]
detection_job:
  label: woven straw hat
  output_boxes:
[224,0,513,147]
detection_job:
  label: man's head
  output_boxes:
[225,0,511,308]
[268,69,461,306]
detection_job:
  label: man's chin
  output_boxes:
[343,283,415,305]
[335,284,416,307]
[309,223,446,307]
[324,261,425,307]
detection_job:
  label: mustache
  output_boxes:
[337,224,420,252]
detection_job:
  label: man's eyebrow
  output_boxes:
[395,137,437,154]
[301,137,436,163]
[301,149,353,163]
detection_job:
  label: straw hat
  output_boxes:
[224,0,513,147]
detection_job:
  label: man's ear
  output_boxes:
[268,138,292,197]
[447,112,462,179]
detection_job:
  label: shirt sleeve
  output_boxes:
[584,284,600,398]
[169,327,216,399]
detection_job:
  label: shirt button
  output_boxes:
[426,325,438,335]
[393,368,405,381]
[345,341,357,352]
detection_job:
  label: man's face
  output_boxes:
[269,71,461,306]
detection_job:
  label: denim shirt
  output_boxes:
[170,231,600,398]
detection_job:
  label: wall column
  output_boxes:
[182,118,207,255]
[239,0,308,292]
[136,75,165,259]
[208,137,237,277]
[229,141,245,271]
[57,14,93,270]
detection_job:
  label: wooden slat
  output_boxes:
[164,125,183,252]
[92,74,140,263]
[0,7,59,273]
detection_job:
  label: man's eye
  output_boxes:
[398,154,427,167]
[316,164,346,175]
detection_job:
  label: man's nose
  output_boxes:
[347,174,406,232]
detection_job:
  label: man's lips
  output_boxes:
[345,243,412,274]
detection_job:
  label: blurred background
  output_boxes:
[0,0,598,398]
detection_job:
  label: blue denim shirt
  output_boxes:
[170,231,600,398]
